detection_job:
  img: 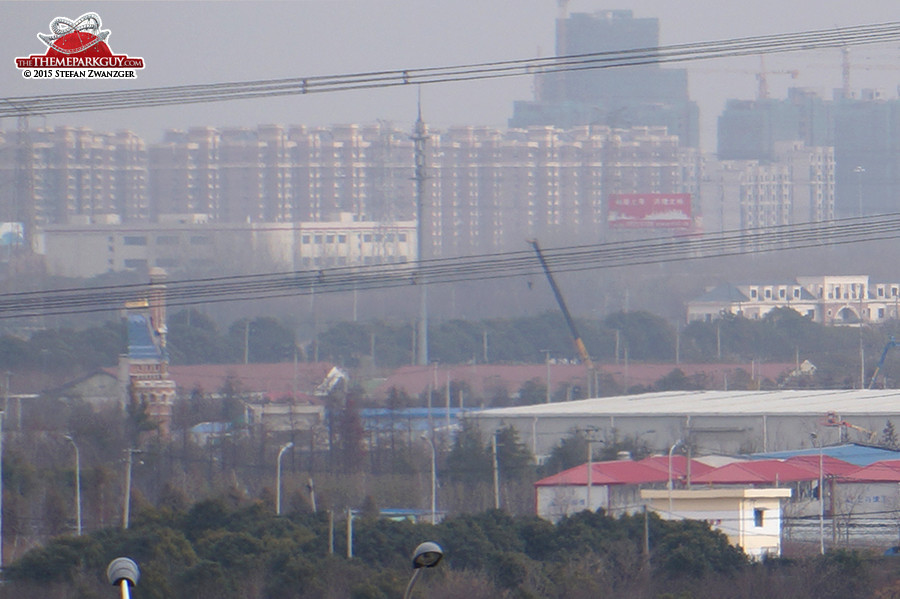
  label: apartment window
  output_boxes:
[879,308,886,319]
[363,234,372,243]
[779,289,786,299]
[156,235,178,246]
[314,235,323,243]
[753,508,765,528]
[764,289,772,299]
[155,258,178,267]
[123,236,147,246]
[337,235,347,243]
[750,289,758,299]
[301,235,310,244]
[398,233,407,242]
[793,288,801,298]
[190,236,210,245]
[325,235,335,243]
[123,259,147,269]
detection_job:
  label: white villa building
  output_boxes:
[687,275,900,325]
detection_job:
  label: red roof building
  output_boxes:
[691,460,819,485]
[534,457,714,521]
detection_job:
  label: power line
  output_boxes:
[1,213,899,319]
[3,22,900,117]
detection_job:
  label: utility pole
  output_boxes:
[491,434,500,510]
[412,90,429,366]
[122,449,141,529]
[541,349,552,403]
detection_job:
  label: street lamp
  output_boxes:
[811,432,825,555]
[668,439,684,516]
[421,434,437,524]
[64,435,81,536]
[276,441,294,516]
[107,557,139,599]
[403,541,443,599]
[122,449,142,529]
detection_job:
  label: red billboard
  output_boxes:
[607,193,692,230]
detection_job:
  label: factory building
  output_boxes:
[470,389,900,459]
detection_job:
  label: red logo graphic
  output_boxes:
[15,12,144,78]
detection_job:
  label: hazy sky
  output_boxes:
[4,1,900,150]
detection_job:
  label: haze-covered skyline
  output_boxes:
[4,1,900,151]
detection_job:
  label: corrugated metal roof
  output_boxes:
[753,443,900,466]
[691,459,818,485]
[475,389,900,417]
[783,455,861,477]
[639,455,715,478]
[535,457,712,487]
[840,460,900,483]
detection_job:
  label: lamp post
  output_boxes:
[122,449,142,530]
[540,349,552,403]
[64,435,81,536]
[811,432,825,555]
[276,441,294,516]
[421,434,437,523]
[403,542,443,599]
[107,557,139,599]
[668,439,684,516]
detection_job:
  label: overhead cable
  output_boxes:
[1,213,899,319]
[2,22,900,117]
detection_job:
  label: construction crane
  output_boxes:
[528,239,595,398]
[868,336,898,389]
[692,55,799,101]
[822,411,878,444]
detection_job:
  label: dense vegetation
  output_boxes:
[7,497,900,599]
[0,497,861,599]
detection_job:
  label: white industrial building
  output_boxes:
[471,389,900,458]
[36,213,416,278]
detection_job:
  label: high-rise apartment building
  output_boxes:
[510,10,700,148]
[698,141,834,233]
[0,126,147,237]
[718,87,900,217]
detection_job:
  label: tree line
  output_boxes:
[6,496,900,599]
[4,307,900,389]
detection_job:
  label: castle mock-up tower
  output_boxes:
[124,267,176,438]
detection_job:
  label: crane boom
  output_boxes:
[868,336,897,389]
[528,239,595,396]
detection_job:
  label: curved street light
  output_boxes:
[403,541,443,599]
[668,439,684,516]
[107,557,139,599]
[276,441,294,515]
[64,435,81,536]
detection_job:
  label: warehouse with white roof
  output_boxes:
[470,390,900,458]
